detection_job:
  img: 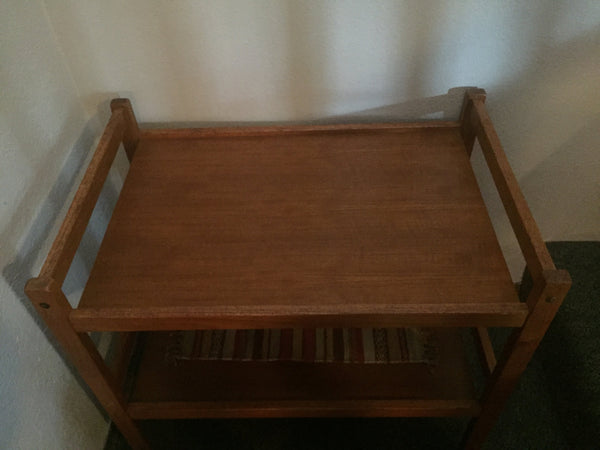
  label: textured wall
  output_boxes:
[0,1,113,448]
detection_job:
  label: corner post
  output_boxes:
[24,277,148,449]
[460,88,487,157]
[464,269,571,449]
[111,98,140,162]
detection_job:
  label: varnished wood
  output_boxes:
[24,278,148,449]
[77,127,520,330]
[140,121,461,140]
[70,303,528,332]
[40,110,125,285]
[465,270,571,449]
[464,96,555,280]
[111,98,140,161]
[473,327,497,376]
[127,400,480,420]
[126,329,477,418]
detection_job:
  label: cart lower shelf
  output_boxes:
[126,329,479,419]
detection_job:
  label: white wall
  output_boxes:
[0,1,110,448]
[1,2,598,448]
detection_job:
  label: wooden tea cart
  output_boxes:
[25,89,570,449]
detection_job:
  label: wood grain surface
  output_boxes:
[76,126,521,330]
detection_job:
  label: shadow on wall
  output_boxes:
[329,86,467,122]
[519,115,600,240]
[1,97,129,429]
[467,24,600,279]
[487,25,600,240]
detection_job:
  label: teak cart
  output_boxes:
[25,89,571,449]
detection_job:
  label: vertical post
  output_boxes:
[25,277,148,449]
[473,327,497,377]
[460,88,487,157]
[464,269,571,449]
[111,98,140,162]
[102,100,141,389]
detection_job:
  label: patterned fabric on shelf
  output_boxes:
[166,328,437,364]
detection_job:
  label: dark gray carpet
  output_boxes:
[106,241,600,449]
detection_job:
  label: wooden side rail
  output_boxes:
[460,89,572,448]
[38,99,139,286]
[25,99,148,448]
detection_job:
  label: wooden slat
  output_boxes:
[70,303,529,332]
[127,399,480,419]
[140,121,461,140]
[40,110,125,285]
[468,96,555,280]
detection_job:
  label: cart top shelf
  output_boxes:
[71,122,526,331]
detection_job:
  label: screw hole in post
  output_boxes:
[39,303,50,309]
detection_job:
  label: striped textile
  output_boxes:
[169,328,435,364]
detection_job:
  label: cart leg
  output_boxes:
[463,269,571,449]
[25,277,149,450]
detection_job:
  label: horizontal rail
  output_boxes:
[69,303,529,332]
[127,399,481,420]
[140,121,461,139]
[36,99,140,287]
